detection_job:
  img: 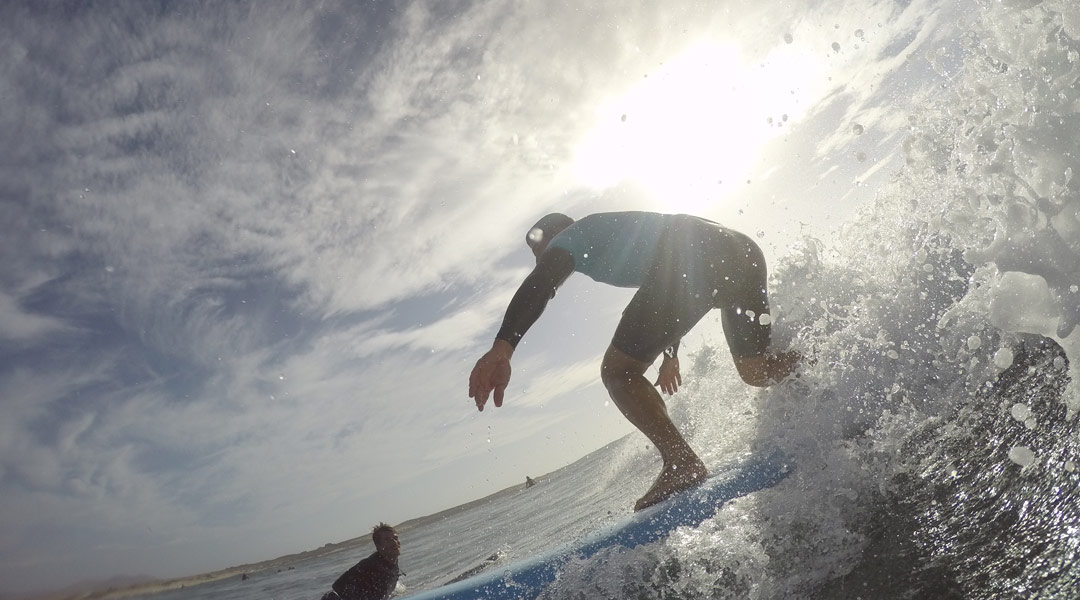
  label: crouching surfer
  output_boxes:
[468,212,799,510]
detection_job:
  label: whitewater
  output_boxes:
[130,1,1078,598]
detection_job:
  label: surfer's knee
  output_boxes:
[734,355,771,387]
[601,345,646,392]
[734,351,800,387]
[600,357,632,393]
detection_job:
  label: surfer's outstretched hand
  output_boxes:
[654,355,682,395]
[469,340,514,411]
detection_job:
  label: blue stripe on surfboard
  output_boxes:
[401,448,793,600]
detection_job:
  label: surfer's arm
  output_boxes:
[470,249,574,411]
[494,248,575,347]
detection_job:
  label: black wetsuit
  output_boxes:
[329,552,400,600]
[497,212,771,362]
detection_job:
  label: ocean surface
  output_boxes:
[133,1,1079,598]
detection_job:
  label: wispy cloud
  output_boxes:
[0,291,71,342]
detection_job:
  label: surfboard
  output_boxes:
[400,448,793,600]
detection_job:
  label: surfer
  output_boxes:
[468,212,799,510]
[323,523,402,600]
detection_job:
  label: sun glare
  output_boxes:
[573,42,821,213]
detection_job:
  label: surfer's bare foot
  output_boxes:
[634,459,708,511]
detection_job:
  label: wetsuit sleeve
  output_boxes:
[495,248,575,348]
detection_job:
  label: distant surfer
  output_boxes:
[525,476,535,489]
[468,212,799,510]
[322,523,402,600]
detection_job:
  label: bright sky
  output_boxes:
[574,41,820,207]
[0,0,959,595]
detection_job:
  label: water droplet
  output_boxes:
[993,348,1014,370]
[1007,446,1036,468]
[1010,403,1031,421]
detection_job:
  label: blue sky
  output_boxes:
[0,0,957,594]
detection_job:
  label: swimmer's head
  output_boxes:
[525,213,574,258]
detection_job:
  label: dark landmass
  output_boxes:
[24,537,369,600]
[28,470,557,600]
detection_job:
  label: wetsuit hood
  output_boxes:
[526,213,574,252]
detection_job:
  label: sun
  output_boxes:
[572,42,821,213]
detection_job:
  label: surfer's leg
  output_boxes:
[605,226,716,510]
[715,230,801,386]
[719,305,800,386]
[601,344,708,511]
